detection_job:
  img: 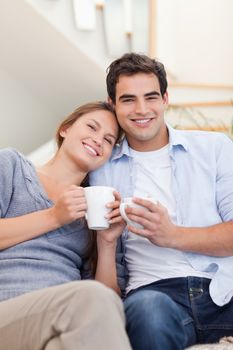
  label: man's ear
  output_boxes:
[107,96,114,107]
[163,91,169,106]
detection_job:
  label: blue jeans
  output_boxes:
[124,277,233,350]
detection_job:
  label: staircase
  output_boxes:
[0,0,233,161]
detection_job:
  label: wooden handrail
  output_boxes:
[169,82,233,90]
[169,101,233,108]
[149,0,157,58]
[175,126,232,133]
[96,1,233,96]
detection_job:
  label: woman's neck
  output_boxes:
[37,155,87,187]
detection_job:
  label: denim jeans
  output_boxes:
[124,277,233,350]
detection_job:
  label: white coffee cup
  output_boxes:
[120,197,156,229]
[84,186,115,230]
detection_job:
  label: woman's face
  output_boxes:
[60,109,119,172]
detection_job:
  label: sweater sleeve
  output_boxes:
[0,148,16,217]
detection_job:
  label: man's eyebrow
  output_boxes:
[144,91,160,97]
[118,94,135,101]
[118,91,160,101]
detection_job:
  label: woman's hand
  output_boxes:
[51,185,87,226]
[97,191,126,244]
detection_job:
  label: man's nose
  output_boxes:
[135,100,148,115]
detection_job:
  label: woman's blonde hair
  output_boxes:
[56,101,118,148]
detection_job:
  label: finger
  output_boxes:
[106,191,121,209]
[105,207,120,219]
[126,224,148,236]
[133,197,157,211]
[69,202,88,212]
[109,216,125,225]
[127,212,160,229]
[74,210,86,220]
[113,191,121,201]
[67,184,84,191]
[106,201,120,210]
[125,206,150,219]
[72,189,86,198]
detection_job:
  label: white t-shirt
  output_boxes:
[125,145,213,293]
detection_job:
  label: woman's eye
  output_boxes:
[87,124,96,131]
[105,138,113,145]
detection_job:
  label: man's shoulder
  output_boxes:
[170,127,232,149]
[171,126,226,138]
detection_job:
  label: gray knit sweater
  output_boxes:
[0,148,90,301]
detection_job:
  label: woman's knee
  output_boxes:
[64,280,123,314]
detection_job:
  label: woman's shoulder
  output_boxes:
[0,147,21,159]
[0,148,28,171]
[0,147,29,161]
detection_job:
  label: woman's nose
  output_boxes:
[93,134,102,146]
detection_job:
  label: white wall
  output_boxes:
[1,0,233,158]
[156,0,233,85]
[0,0,107,154]
[26,0,111,69]
[0,69,56,154]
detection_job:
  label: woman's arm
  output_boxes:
[95,235,120,294]
[0,185,87,250]
[95,192,125,294]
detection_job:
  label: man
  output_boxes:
[90,53,233,350]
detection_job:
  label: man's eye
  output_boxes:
[147,96,157,100]
[122,98,133,103]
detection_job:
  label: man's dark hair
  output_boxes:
[106,52,168,103]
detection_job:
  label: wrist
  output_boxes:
[170,225,184,249]
[46,207,61,230]
[97,235,117,249]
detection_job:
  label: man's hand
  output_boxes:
[124,197,178,248]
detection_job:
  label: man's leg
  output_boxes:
[124,289,196,350]
[0,280,132,350]
[187,277,233,344]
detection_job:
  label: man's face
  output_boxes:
[113,72,168,151]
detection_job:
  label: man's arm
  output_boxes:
[124,198,233,257]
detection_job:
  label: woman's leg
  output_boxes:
[0,280,131,350]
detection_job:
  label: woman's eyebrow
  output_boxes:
[87,119,100,127]
[88,119,117,140]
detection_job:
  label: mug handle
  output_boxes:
[119,203,130,223]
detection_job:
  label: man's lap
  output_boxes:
[124,277,233,348]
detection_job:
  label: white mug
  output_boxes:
[120,197,156,229]
[84,186,115,230]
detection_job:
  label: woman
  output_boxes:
[0,101,131,350]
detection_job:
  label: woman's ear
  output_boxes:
[60,125,70,138]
